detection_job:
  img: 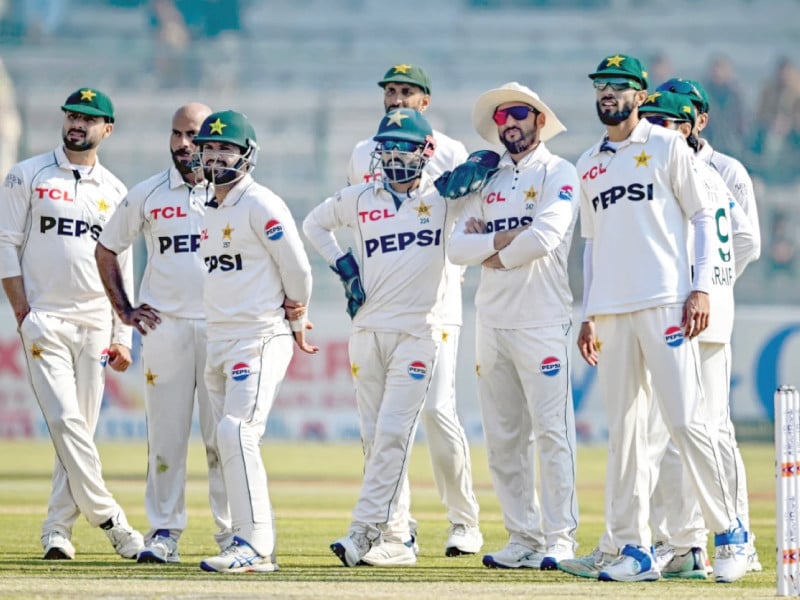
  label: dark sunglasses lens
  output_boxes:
[493,106,533,125]
[382,141,420,152]
[645,116,666,126]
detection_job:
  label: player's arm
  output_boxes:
[495,164,579,270]
[0,167,33,324]
[447,193,498,266]
[729,162,761,261]
[578,239,599,366]
[728,196,758,277]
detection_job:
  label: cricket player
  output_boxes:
[639,90,759,578]
[347,63,482,558]
[193,110,316,573]
[0,87,144,560]
[95,102,232,563]
[447,83,579,571]
[304,108,466,567]
[558,54,748,583]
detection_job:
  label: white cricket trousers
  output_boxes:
[205,332,293,558]
[649,341,751,552]
[348,329,438,543]
[595,305,737,551]
[398,326,480,530]
[19,311,125,532]
[141,315,230,547]
[476,319,578,550]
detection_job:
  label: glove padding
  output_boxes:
[434,150,501,199]
[330,250,366,319]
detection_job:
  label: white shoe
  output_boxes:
[540,542,575,570]
[713,521,748,583]
[42,531,75,560]
[361,540,417,566]
[100,513,144,559]
[662,546,708,579]
[409,521,419,555]
[445,523,483,557]
[137,529,179,564]
[746,536,763,572]
[482,542,544,569]
[653,541,675,572]
[330,531,372,567]
[598,544,660,582]
[558,546,617,579]
[200,536,279,573]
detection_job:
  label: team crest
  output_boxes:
[664,326,684,347]
[231,362,251,381]
[408,360,427,380]
[265,219,284,240]
[540,356,561,377]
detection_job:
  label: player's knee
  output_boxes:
[216,415,243,455]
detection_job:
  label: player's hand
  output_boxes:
[433,150,501,199]
[681,290,710,338]
[107,343,132,372]
[122,304,161,335]
[292,330,319,354]
[463,217,487,234]
[577,320,599,366]
[283,297,307,321]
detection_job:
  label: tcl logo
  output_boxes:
[149,206,188,219]
[358,209,395,222]
[35,188,74,202]
[582,164,607,181]
[485,192,507,204]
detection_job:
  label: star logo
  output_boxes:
[145,369,158,385]
[441,330,449,343]
[97,198,110,213]
[386,111,409,127]
[80,89,97,101]
[595,339,603,353]
[392,64,412,74]
[415,200,431,217]
[634,150,652,168]
[524,186,537,202]
[351,363,360,378]
[606,54,625,68]
[30,343,43,359]
[475,364,481,377]
[222,224,234,240]
[209,118,227,135]
[682,105,693,115]
[645,91,661,104]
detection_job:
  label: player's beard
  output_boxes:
[595,98,636,126]
[171,149,195,176]
[500,126,537,155]
[62,128,99,152]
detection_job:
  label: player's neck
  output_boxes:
[604,116,640,142]
[388,179,420,195]
[63,146,98,167]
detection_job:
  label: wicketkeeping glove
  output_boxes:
[434,150,501,199]
[330,250,366,319]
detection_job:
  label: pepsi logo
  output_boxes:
[540,356,561,377]
[408,361,427,380]
[265,219,284,240]
[664,326,684,347]
[99,349,110,367]
[231,362,251,381]
[558,185,573,201]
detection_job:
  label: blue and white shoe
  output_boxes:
[482,543,544,569]
[200,536,279,573]
[713,520,748,583]
[137,529,179,564]
[598,544,660,582]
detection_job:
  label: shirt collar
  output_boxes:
[54,145,105,184]
[589,119,652,157]
[499,141,550,169]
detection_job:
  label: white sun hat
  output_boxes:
[473,81,566,145]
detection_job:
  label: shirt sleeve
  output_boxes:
[0,166,30,278]
[98,187,147,254]
[729,162,761,261]
[110,245,134,347]
[729,196,758,277]
[670,139,710,218]
[447,192,496,266]
[302,190,356,265]
[497,162,579,269]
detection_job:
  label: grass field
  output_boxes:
[0,441,779,599]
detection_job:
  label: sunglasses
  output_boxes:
[380,140,422,153]
[656,80,707,112]
[644,115,685,127]
[592,78,642,91]
[492,105,538,126]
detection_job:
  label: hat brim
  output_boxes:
[588,71,647,88]
[377,76,430,95]
[472,86,566,145]
[61,104,114,122]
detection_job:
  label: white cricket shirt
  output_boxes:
[201,174,312,342]
[448,143,578,329]
[99,166,207,319]
[0,145,133,346]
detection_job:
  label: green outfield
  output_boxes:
[0,441,778,599]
